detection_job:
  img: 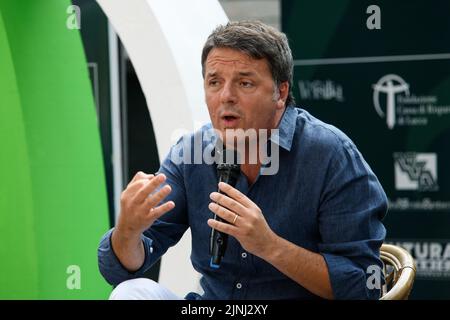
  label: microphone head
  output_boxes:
[217,163,240,187]
[214,141,241,187]
[215,145,240,165]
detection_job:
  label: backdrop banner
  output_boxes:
[282,0,450,299]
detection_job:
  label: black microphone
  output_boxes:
[209,148,240,268]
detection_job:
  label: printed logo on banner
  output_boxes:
[373,74,450,129]
[393,152,439,191]
[373,74,409,129]
[387,240,450,280]
[298,80,345,102]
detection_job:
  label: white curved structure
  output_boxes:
[96,0,228,297]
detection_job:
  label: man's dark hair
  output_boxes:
[201,20,296,107]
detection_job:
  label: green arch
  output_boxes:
[0,1,110,298]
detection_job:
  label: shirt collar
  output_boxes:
[270,105,297,151]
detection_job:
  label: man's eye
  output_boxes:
[209,80,219,86]
[240,81,253,88]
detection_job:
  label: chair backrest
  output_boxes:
[379,244,416,300]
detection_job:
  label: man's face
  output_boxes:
[203,47,288,147]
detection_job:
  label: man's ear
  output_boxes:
[276,81,289,109]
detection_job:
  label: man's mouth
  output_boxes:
[221,114,240,127]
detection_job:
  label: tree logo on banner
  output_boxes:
[372,74,410,129]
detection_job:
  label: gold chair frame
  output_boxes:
[380,244,416,300]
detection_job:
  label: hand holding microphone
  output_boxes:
[208,152,278,268]
[209,159,240,268]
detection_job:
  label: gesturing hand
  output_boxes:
[116,171,175,236]
[207,182,277,258]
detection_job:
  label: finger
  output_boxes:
[130,171,153,184]
[208,202,240,226]
[207,218,238,237]
[127,174,154,193]
[148,201,175,220]
[145,184,172,208]
[210,191,246,216]
[218,182,254,208]
[134,174,167,203]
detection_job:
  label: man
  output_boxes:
[98,21,387,300]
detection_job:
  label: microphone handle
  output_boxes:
[209,185,229,268]
[210,164,240,268]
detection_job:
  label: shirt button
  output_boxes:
[150,246,154,254]
[236,283,242,289]
[241,252,247,258]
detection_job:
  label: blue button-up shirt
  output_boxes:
[98,106,387,300]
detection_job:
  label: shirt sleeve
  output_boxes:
[97,141,189,286]
[317,140,387,300]
[97,228,156,286]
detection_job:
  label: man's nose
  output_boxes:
[220,82,237,105]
